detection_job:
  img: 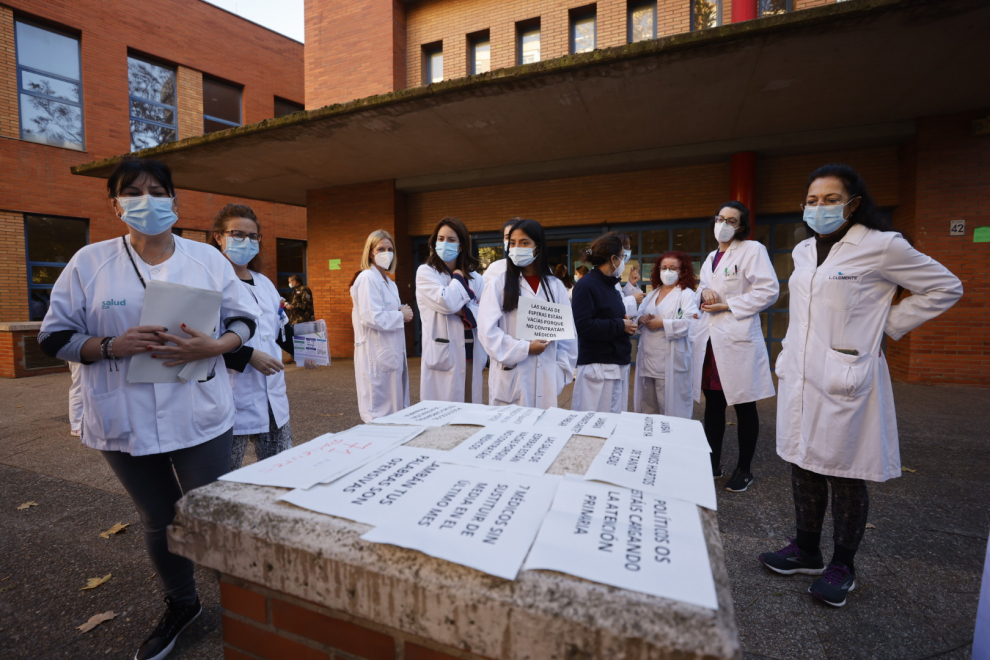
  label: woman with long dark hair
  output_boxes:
[477,218,577,408]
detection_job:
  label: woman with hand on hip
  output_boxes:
[633,251,699,419]
[351,230,413,422]
[692,201,779,492]
[416,216,487,403]
[760,164,961,608]
[37,159,260,660]
[478,218,577,409]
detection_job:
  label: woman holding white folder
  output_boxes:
[37,159,260,660]
[478,218,577,409]
[351,229,414,422]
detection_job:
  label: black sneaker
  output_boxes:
[809,562,856,607]
[725,470,753,492]
[759,538,825,575]
[135,596,202,660]
[713,465,723,478]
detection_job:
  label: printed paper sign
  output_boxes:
[515,297,576,342]
[370,400,475,427]
[523,477,718,610]
[293,333,330,367]
[279,447,446,526]
[360,464,560,580]
[447,404,546,427]
[584,436,717,510]
[532,407,619,439]
[442,424,572,476]
[219,425,424,489]
[615,412,710,453]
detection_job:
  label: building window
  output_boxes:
[276,239,307,296]
[274,97,304,117]
[517,20,541,65]
[14,20,84,150]
[469,31,491,75]
[571,8,597,54]
[423,43,443,84]
[759,0,792,16]
[691,0,722,31]
[128,55,177,151]
[203,77,242,133]
[24,215,88,321]
[628,1,656,43]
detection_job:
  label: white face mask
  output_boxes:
[504,239,510,254]
[509,247,536,267]
[713,221,737,244]
[612,255,626,276]
[660,269,679,286]
[374,250,394,269]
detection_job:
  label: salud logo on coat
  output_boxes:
[101,299,126,310]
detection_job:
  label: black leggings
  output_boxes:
[702,388,759,473]
[101,429,233,605]
[792,463,870,571]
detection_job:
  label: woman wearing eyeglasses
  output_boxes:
[760,164,961,608]
[691,201,779,493]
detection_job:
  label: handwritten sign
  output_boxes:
[615,412,710,453]
[442,424,572,476]
[370,400,476,427]
[515,297,575,342]
[523,477,718,610]
[533,407,619,439]
[447,404,546,427]
[361,464,560,580]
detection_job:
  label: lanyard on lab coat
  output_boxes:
[122,236,148,289]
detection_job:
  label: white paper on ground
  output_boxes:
[128,280,222,384]
[441,424,572,476]
[515,297,576,342]
[369,400,475,427]
[615,412,710,453]
[446,404,546,427]
[278,446,446,525]
[532,407,619,439]
[360,464,560,580]
[523,477,718,610]
[219,425,424,489]
[583,436,717,510]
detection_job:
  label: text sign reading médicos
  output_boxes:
[515,297,576,342]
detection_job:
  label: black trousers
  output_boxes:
[702,387,759,473]
[791,463,870,569]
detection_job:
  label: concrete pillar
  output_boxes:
[730,151,756,236]
[732,0,758,23]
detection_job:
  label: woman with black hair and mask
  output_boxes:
[760,163,961,608]
[37,158,260,660]
[691,200,778,493]
[478,218,577,408]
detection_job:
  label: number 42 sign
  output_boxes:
[950,219,965,237]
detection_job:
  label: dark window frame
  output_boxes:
[127,53,178,151]
[24,213,89,322]
[758,0,793,17]
[690,0,723,31]
[570,6,598,55]
[422,41,444,85]
[627,0,657,43]
[202,75,243,132]
[274,96,304,117]
[516,18,542,66]
[467,30,491,76]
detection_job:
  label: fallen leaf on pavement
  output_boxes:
[16,501,38,510]
[76,611,117,633]
[80,574,112,591]
[902,467,917,473]
[866,523,876,530]
[99,523,130,539]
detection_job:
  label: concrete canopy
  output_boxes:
[73,0,990,206]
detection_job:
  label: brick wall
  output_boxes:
[177,65,204,140]
[0,328,68,378]
[0,5,15,139]
[0,211,27,320]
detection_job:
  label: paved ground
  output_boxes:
[0,360,986,659]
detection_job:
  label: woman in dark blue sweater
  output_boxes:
[570,232,637,412]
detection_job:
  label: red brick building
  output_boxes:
[76,0,989,387]
[0,0,306,376]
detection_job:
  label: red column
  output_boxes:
[732,0,759,23]
[730,151,756,237]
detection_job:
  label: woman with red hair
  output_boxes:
[633,251,699,419]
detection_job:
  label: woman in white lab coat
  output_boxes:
[634,251,699,418]
[478,218,577,408]
[351,229,414,422]
[691,201,778,492]
[209,204,294,469]
[38,159,260,660]
[416,216,486,403]
[760,164,962,608]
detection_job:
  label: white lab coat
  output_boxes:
[478,273,578,409]
[776,224,962,482]
[633,286,698,418]
[691,239,779,406]
[482,258,507,285]
[227,272,290,435]
[40,235,261,456]
[351,268,410,423]
[616,282,639,317]
[416,265,487,403]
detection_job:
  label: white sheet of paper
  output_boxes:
[128,280,222,383]
[446,404,546,427]
[523,477,718,610]
[442,424,572,476]
[278,447,447,525]
[369,400,475,427]
[532,407,619,439]
[515,297,576,342]
[360,464,560,580]
[584,436,717,510]
[615,412,711,453]
[219,425,424,489]
[293,332,330,367]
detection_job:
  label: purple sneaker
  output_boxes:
[759,538,825,576]
[809,562,856,607]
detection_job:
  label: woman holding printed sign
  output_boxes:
[478,218,577,409]
[633,251,699,419]
[38,159,260,660]
[760,164,961,608]
[351,229,414,422]
[416,216,487,403]
[570,233,636,413]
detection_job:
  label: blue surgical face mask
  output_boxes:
[624,249,632,262]
[804,199,855,235]
[435,240,460,263]
[117,195,177,235]
[509,247,536,267]
[224,236,259,266]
